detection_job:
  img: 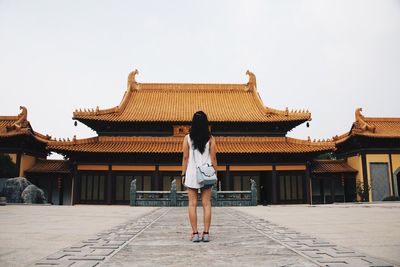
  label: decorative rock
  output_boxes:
[2,177,31,203]
[21,184,47,204]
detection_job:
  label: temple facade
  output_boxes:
[2,70,397,205]
[50,70,336,205]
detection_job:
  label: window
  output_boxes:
[115,174,134,202]
[79,173,106,202]
[279,173,304,203]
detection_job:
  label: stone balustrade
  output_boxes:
[130,179,257,207]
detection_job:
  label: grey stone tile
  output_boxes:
[89,249,114,256]
[68,256,105,261]
[361,257,395,267]
[70,261,100,267]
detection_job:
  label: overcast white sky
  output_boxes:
[1,0,400,158]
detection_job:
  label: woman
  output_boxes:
[181,111,217,242]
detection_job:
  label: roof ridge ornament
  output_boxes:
[127,69,139,91]
[245,70,256,91]
[354,107,376,133]
[6,106,29,132]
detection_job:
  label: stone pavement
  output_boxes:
[0,205,157,267]
[234,203,400,266]
[29,207,396,267]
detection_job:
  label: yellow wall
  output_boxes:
[392,154,400,174]
[20,154,36,177]
[346,155,363,199]
[346,155,364,201]
[392,154,400,196]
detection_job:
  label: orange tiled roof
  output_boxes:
[356,118,400,138]
[312,159,357,174]
[0,116,51,141]
[25,159,70,174]
[73,72,311,123]
[48,136,334,154]
[334,117,400,144]
[0,116,18,128]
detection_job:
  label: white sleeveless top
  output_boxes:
[184,134,212,189]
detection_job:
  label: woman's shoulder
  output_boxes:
[185,134,191,144]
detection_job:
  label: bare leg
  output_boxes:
[201,187,212,233]
[187,188,198,233]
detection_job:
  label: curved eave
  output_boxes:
[73,115,311,124]
[47,136,335,155]
[0,129,50,144]
[334,132,400,146]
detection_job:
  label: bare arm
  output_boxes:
[210,136,218,173]
[181,135,189,184]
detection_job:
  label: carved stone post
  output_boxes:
[170,179,177,206]
[130,179,137,206]
[251,179,257,206]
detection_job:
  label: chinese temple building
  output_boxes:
[334,108,400,201]
[4,70,397,206]
[46,70,335,205]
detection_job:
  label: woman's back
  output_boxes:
[184,134,211,189]
[188,134,211,165]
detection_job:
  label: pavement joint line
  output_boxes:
[223,208,324,267]
[97,207,171,267]
[227,208,395,267]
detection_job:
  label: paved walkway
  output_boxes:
[28,207,396,267]
[234,203,400,266]
[0,205,156,267]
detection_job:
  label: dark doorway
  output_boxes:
[312,175,356,204]
[260,171,271,205]
[397,172,400,197]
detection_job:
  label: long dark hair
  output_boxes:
[189,111,211,154]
